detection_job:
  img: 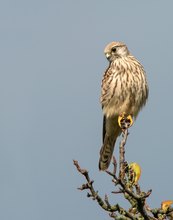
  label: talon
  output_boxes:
[118,112,126,129]
[118,113,133,129]
[126,115,133,127]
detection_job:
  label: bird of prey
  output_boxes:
[99,41,149,171]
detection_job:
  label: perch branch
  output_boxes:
[73,160,136,219]
[73,119,172,220]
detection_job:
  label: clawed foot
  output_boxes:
[118,112,133,130]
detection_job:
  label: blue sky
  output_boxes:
[0,1,173,219]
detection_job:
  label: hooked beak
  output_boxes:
[105,52,111,60]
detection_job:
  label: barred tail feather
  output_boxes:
[99,135,117,171]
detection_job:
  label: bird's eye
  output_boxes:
[112,47,117,52]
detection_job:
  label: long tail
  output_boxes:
[99,116,121,171]
[99,134,117,171]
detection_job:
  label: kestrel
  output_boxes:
[99,42,149,171]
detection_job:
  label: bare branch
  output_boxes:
[119,128,128,181]
[73,120,172,220]
[73,160,137,219]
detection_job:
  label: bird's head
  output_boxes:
[104,42,130,62]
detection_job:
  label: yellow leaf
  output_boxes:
[161,200,173,211]
[129,162,141,184]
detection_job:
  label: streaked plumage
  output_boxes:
[99,42,148,171]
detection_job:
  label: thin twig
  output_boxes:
[73,119,172,220]
[73,160,136,219]
[119,128,128,180]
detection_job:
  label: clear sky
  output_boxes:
[0,1,173,219]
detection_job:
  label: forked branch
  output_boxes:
[73,122,173,219]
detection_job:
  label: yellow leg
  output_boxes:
[118,113,133,129]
